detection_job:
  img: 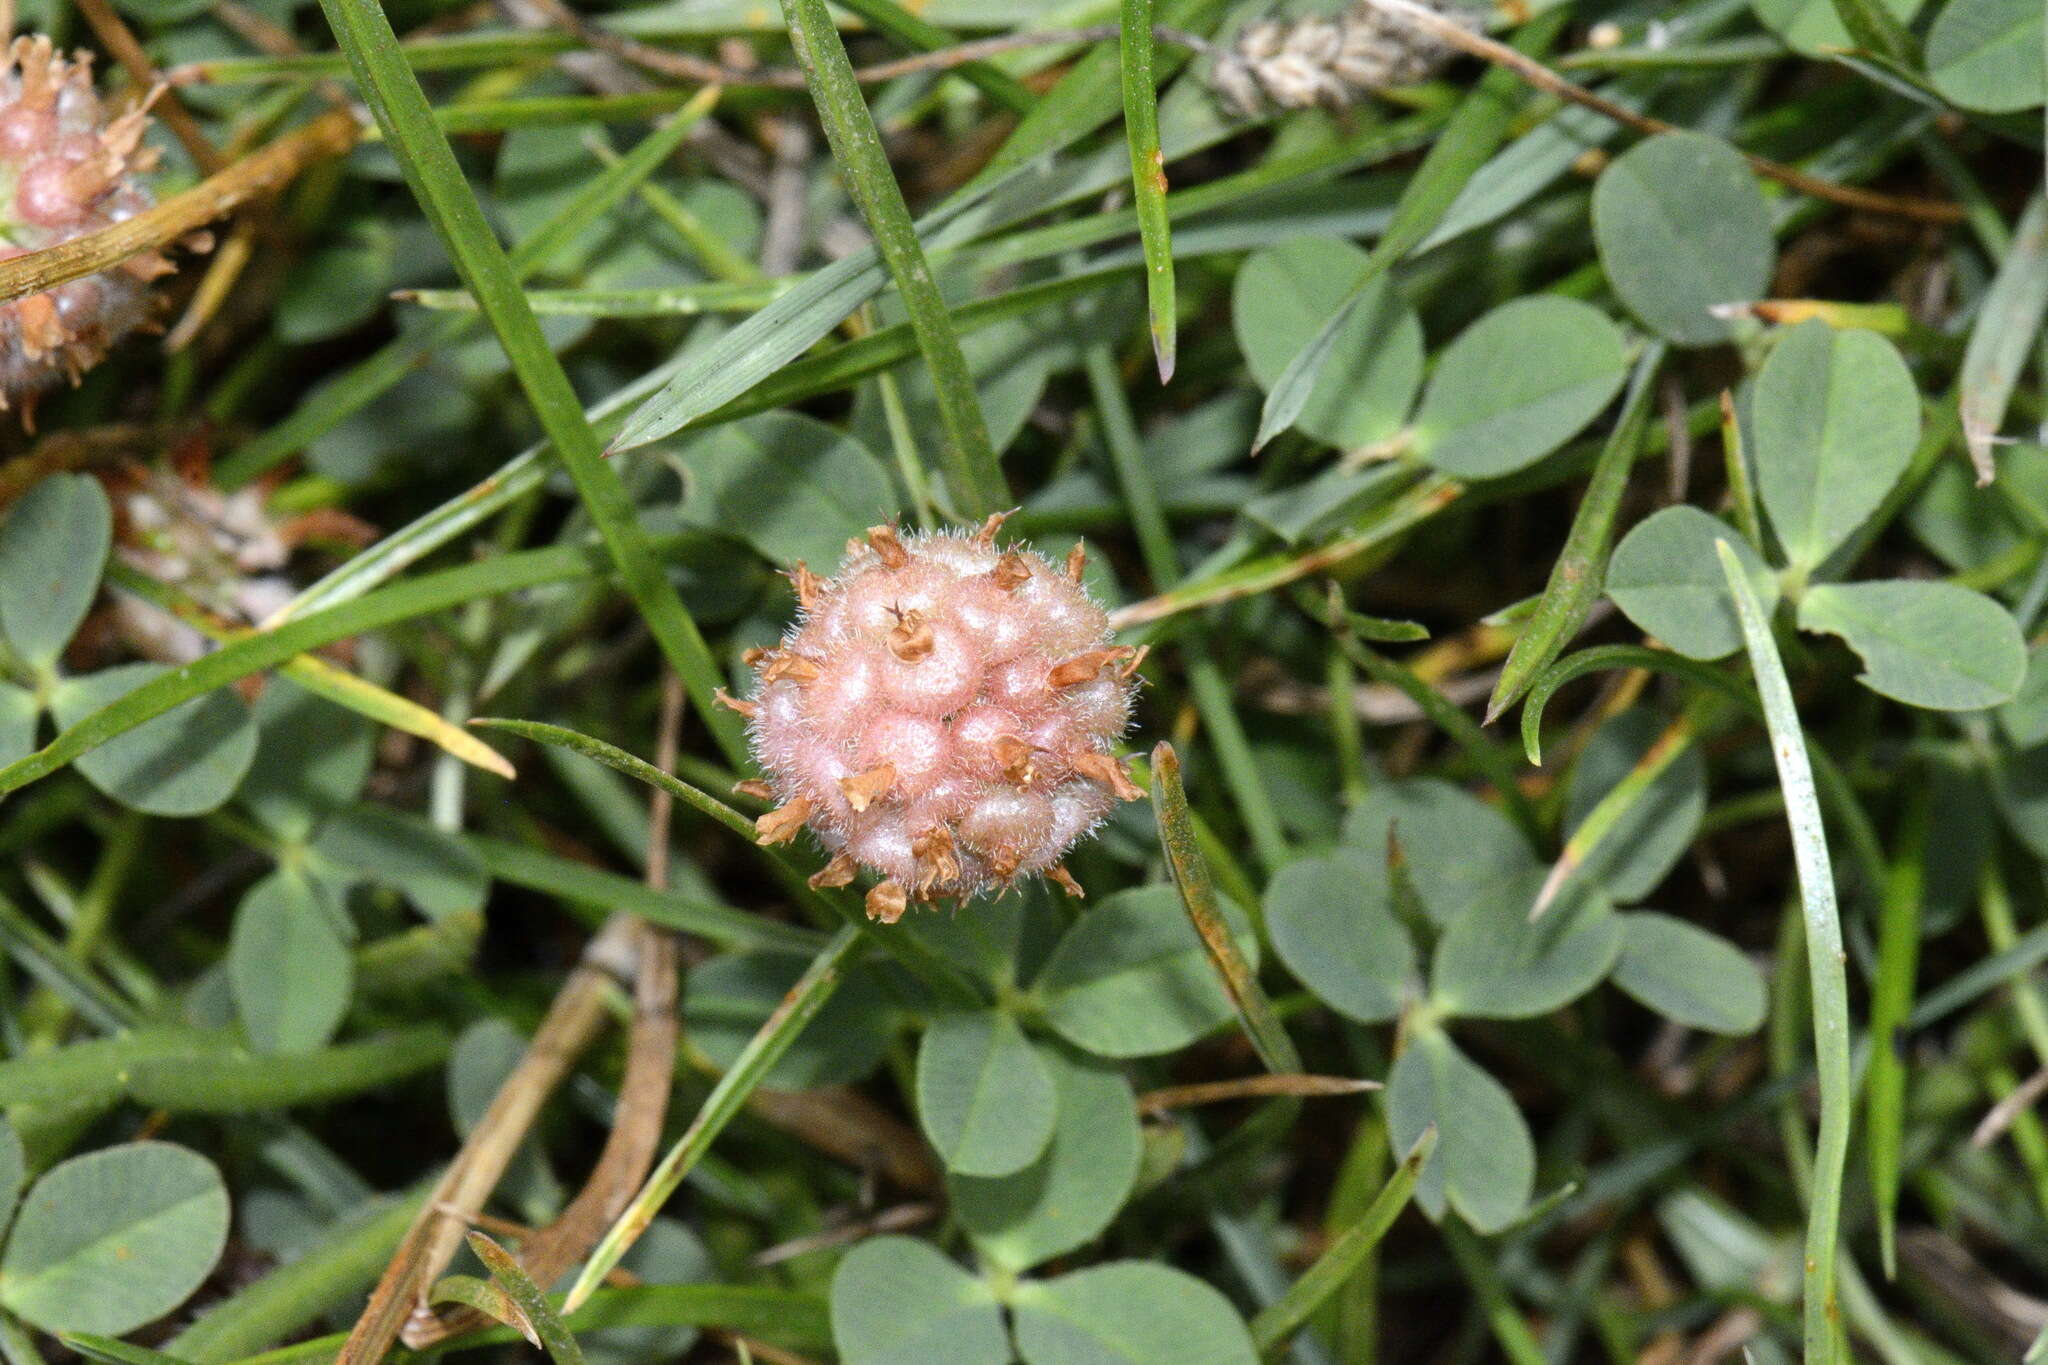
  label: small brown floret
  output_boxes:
[755,797,812,846]
[808,851,858,889]
[866,524,910,569]
[1072,751,1142,802]
[866,880,909,923]
[839,765,896,813]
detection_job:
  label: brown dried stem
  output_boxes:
[1138,1073,1380,1113]
[1360,0,1963,225]
[73,0,225,173]
[402,678,688,1349]
[0,106,360,309]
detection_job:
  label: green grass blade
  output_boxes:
[563,924,860,1312]
[1959,189,2048,482]
[1252,12,1564,451]
[467,1233,586,1365]
[217,91,719,489]
[1120,0,1176,382]
[830,0,1036,114]
[1529,706,1701,921]
[972,0,1227,189]
[472,717,979,1005]
[125,1029,452,1111]
[470,836,826,953]
[1865,783,1926,1281]
[1151,742,1302,1073]
[782,0,1007,518]
[1248,1128,1435,1357]
[396,282,790,316]
[0,538,662,801]
[1519,644,1758,767]
[1829,0,1916,64]
[1487,342,1666,724]
[57,1338,191,1365]
[1716,537,1852,1365]
[311,0,744,764]
[1323,613,1541,842]
[169,1192,424,1363]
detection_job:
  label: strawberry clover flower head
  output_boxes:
[726,517,1145,924]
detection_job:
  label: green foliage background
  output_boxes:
[1,0,2046,1358]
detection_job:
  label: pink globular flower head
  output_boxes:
[0,37,170,420]
[726,516,1144,924]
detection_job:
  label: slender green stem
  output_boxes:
[1717,539,1851,1365]
[564,925,860,1311]
[1249,1128,1434,1356]
[1865,782,1926,1281]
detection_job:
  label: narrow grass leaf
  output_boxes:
[1120,0,1175,382]
[782,0,1006,518]
[1150,743,1301,1073]
[564,925,860,1313]
[169,1192,423,1364]
[0,539,668,802]
[1716,537,1852,1365]
[312,0,745,763]
[467,1232,586,1365]
[471,836,823,952]
[1489,342,1665,723]
[57,1339,192,1365]
[831,0,1035,113]
[1866,786,1926,1279]
[1959,190,2048,483]
[472,717,979,1004]
[1252,12,1563,450]
[971,0,1226,190]
[1249,1128,1435,1357]
[218,90,719,488]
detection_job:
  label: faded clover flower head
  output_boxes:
[0,36,170,417]
[1210,0,1478,115]
[724,518,1144,924]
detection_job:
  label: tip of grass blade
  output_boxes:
[1152,327,1176,384]
[1482,689,1510,729]
[1528,854,1575,921]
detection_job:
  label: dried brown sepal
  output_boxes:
[866,523,909,569]
[807,850,858,890]
[1049,647,1136,689]
[839,764,895,813]
[991,552,1032,592]
[910,827,960,898]
[887,609,935,662]
[714,688,758,718]
[992,734,1036,786]
[1072,751,1142,802]
[742,646,770,667]
[754,797,812,846]
[866,880,909,924]
[761,651,822,684]
[1119,644,1150,681]
[972,509,1017,546]
[733,778,774,801]
[1065,540,1088,583]
[787,561,821,611]
[1046,864,1085,898]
